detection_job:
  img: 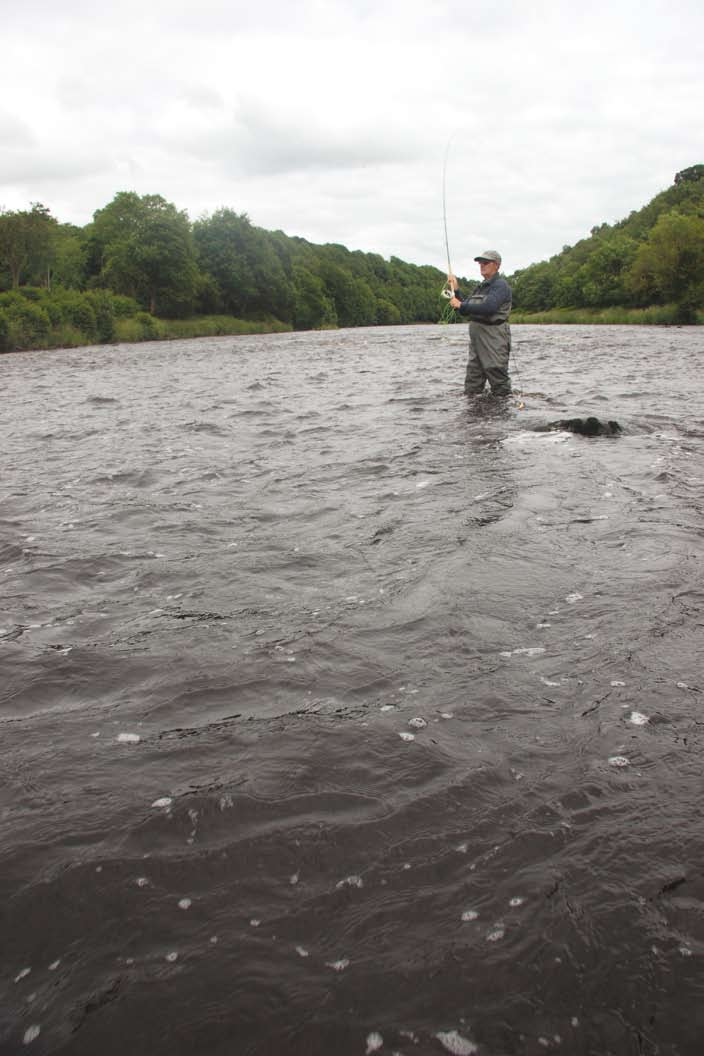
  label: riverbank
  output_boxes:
[510,303,704,324]
[0,312,291,354]
[2,304,703,355]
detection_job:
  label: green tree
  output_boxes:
[89,192,198,315]
[292,265,337,329]
[0,204,55,288]
[625,209,704,319]
[574,234,638,307]
[193,209,295,321]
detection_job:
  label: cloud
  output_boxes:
[0,0,702,271]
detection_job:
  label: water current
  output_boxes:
[1,324,704,1056]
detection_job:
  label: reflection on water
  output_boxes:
[1,324,704,1055]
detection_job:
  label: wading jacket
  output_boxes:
[457,274,512,325]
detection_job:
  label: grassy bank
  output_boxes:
[0,287,292,353]
[113,314,291,344]
[511,304,704,325]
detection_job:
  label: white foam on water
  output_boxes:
[509,897,524,907]
[165,951,178,962]
[440,712,454,719]
[210,936,218,945]
[408,717,427,729]
[23,1025,41,1045]
[366,1032,384,1053]
[435,1029,478,1055]
[295,946,309,958]
[455,842,468,853]
[541,677,561,687]
[14,968,31,982]
[398,732,415,742]
[336,875,364,889]
[380,704,395,712]
[676,681,689,689]
[486,925,505,942]
[219,794,233,810]
[679,946,692,957]
[48,960,60,971]
[325,958,350,972]
[178,898,192,910]
[290,872,300,885]
[608,755,630,767]
[152,797,173,809]
[136,877,149,888]
[461,909,479,922]
[250,919,261,927]
[571,1017,580,1027]
[610,680,626,687]
[628,711,649,726]
[501,646,546,658]
[565,592,583,604]
[117,732,140,744]
[415,481,430,489]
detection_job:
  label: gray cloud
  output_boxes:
[0,0,702,271]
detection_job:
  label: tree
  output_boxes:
[0,204,55,288]
[574,234,638,307]
[89,192,198,315]
[193,209,295,322]
[292,265,337,330]
[674,164,704,185]
[625,209,704,319]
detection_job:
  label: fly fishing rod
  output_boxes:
[440,135,526,407]
[441,133,457,301]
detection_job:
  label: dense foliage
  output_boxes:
[0,192,459,348]
[509,165,704,322]
[1,165,702,351]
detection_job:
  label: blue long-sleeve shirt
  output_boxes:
[456,274,512,323]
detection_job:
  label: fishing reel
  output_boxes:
[441,279,456,300]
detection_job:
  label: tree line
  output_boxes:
[1,163,702,351]
[0,192,459,343]
[510,164,704,323]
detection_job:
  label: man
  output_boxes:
[448,250,512,397]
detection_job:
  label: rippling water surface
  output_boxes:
[2,324,704,1055]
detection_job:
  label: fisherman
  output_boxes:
[448,250,513,397]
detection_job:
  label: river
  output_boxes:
[2,323,703,1055]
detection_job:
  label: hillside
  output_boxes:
[509,165,704,322]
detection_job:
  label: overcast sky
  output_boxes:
[2,0,702,274]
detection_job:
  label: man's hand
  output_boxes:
[450,296,462,309]
[447,273,459,291]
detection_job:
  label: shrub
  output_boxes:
[3,299,51,348]
[0,310,9,352]
[85,290,116,341]
[134,311,161,339]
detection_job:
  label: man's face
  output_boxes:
[479,260,499,279]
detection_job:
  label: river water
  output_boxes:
[1,323,703,1056]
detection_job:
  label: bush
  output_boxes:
[110,294,141,318]
[134,311,161,339]
[85,290,116,341]
[3,299,51,348]
[0,310,9,352]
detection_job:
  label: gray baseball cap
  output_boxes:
[474,249,502,264]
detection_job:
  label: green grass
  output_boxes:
[510,304,702,325]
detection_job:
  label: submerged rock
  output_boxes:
[543,416,622,436]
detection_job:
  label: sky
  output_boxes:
[2,0,703,275]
